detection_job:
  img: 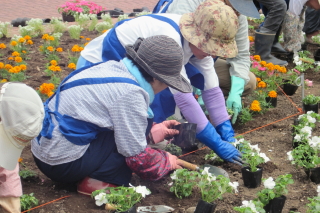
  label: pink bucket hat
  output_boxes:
[179,0,239,58]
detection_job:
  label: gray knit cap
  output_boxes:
[125,35,192,93]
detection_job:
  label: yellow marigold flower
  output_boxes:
[39,83,55,95]
[79,46,84,51]
[250,100,261,112]
[18,38,25,43]
[258,81,267,88]
[47,46,55,52]
[84,42,89,46]
[50,60,57,66]
[0,79,7,83]
[14,57,23,63]
[80,36,84,39]
[8,57,14,60]
[0,43,6,49]
[27,40,33,45]
[68,63,76,70]
[24,35,31,40]
[248,36,254,42]
[86,38,91,41]
[266,63,275,71]
[71,45,80,52]
[22,50,26,53]
[10,41,17,46]
[256,77,261,82]
[49,65,57,71]
[279,66,287,73]
[4,64,12,70]
[268,90,277,98]
[12,51,20,56]
[47,91,54,97]
[9,66,21,73]
[56,47,63,52]
[260,61,267,67]
[274,65,280,71]
[19,64,27,71]
[42,34,49,40]
[18,157,23,163]
[0,62,4,69]
[54,66,61,72]
[253,55,261,61]
[49,36,55,41]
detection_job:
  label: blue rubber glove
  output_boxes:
[196,122,242,165]
[226,76,245,124]
[215,120,235,143]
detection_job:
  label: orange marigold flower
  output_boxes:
[248,36,254,42]
[22,50,26,53]
[47,91,54,97]
[250,100,261,112]
[257,81,267,88]
[49,36,55,41]
[253,55,261,61]
[50,60,57,66]
[0,62,4,69]
[86,38,91,41]
[42,34,49,40]
[18,38,25,43]
[260,61,267,67]
[54,66,61,72]
[39,83,55,95]
[84,42,89,46]
[0,43,6,49]
[20,64,27,71]
[10,41,17,46]
[266,63,275,71]
[14,57,23,63]
[102,29,108,33]
[80,36,84,39]
[274,65,280,71]
[79,46,84,51]
[4,64,12,70]
[8,57,14,60]
[47,46,55,52]
[27,40,33,45]
[256,77,261,82]
[71,45,80,52]
[268,90,277,98]
[24,35,31,40]
[56,47,63,52]
[279,66,287,73]
[68,63,76,70]
[9,66,21,73]
[12,51,20,57]
[18,157,23,163]
[0,79,7,83]
[49,65,57,71]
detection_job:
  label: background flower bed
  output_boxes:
[1,22,320,212]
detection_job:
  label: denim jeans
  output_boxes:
[257,0,287,33]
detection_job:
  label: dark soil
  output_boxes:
[2,21,320,213]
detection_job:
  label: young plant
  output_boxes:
[0,22,12,38]
[204,151,224,163]
[234,200,266,213]
[169,168,200,199]
[302,94,320,105]
[236,138,270,172]
[284,69,301,86]
[257,174,294,206]
[238,107,253,124]
[20,193,39,211]
[75,13,91,29]
[50,18,67,33]
[306,196,320,212]
[19,169,37,179]
[164,143,182,156]
[26,18,44,36]
[88,14,98,31]
[92,185,151,212]
[19,25,36,37]
[68,25,83,40]
[288,143,320,170]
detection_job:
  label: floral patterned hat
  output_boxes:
[179,0,239,58]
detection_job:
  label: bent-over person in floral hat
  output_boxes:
[77,0,243,168]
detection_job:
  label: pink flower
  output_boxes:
[305,79,313,87]
[250,56,254,61]
[250,42,254,46]
[258,66,266,71]
[293,69,300,75]
[252,61,259,68]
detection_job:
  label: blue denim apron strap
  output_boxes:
[152,0,174,13]
[150,88,176,123]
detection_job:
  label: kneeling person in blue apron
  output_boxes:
[31,36,192,195]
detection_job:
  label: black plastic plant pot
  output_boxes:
[241,166,263,188]
[62,13,75,22]
[194,199,217,213]
[266,97,277,108]
[117,205,137,213]
[172,123,198,152]
[303,103,319,114]
[305,167,320,184]
[282,82,299,96]
[264,195,287,213]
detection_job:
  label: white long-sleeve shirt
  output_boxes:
[81,14,219,92]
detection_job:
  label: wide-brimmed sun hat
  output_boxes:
[0,82,44,170]
[179,0,239,58]
[229,0,260,19]
[125,35,192,93]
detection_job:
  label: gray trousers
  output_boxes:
[214,59,256,97]
[257,0,287,33]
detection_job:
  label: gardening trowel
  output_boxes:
[137,205,174,212]
[177,159,229,178]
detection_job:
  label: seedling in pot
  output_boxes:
[164,143,182,156]
[20,193,39,211]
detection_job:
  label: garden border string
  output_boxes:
[20,195,71,213]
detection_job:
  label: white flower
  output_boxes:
[95,193,108,206]
[308,136,320,149]
[168,182,173,186]
[171,171,177,180]
[307,111,314,115]
[241,200,258,213]
[301,126,312,137]
[228,182,239,193]
[202,167,216,181]
[317,185,320,196]
[134,185,151,198]
[259,152,270,162]
[307,115,316,124]
[294,134,302,141]
[287,151,293,161]
[207,174,216,182]
[249,144,260,152]
[202,167,210,175]
[233,138,244,147]
[264,177,276,189]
